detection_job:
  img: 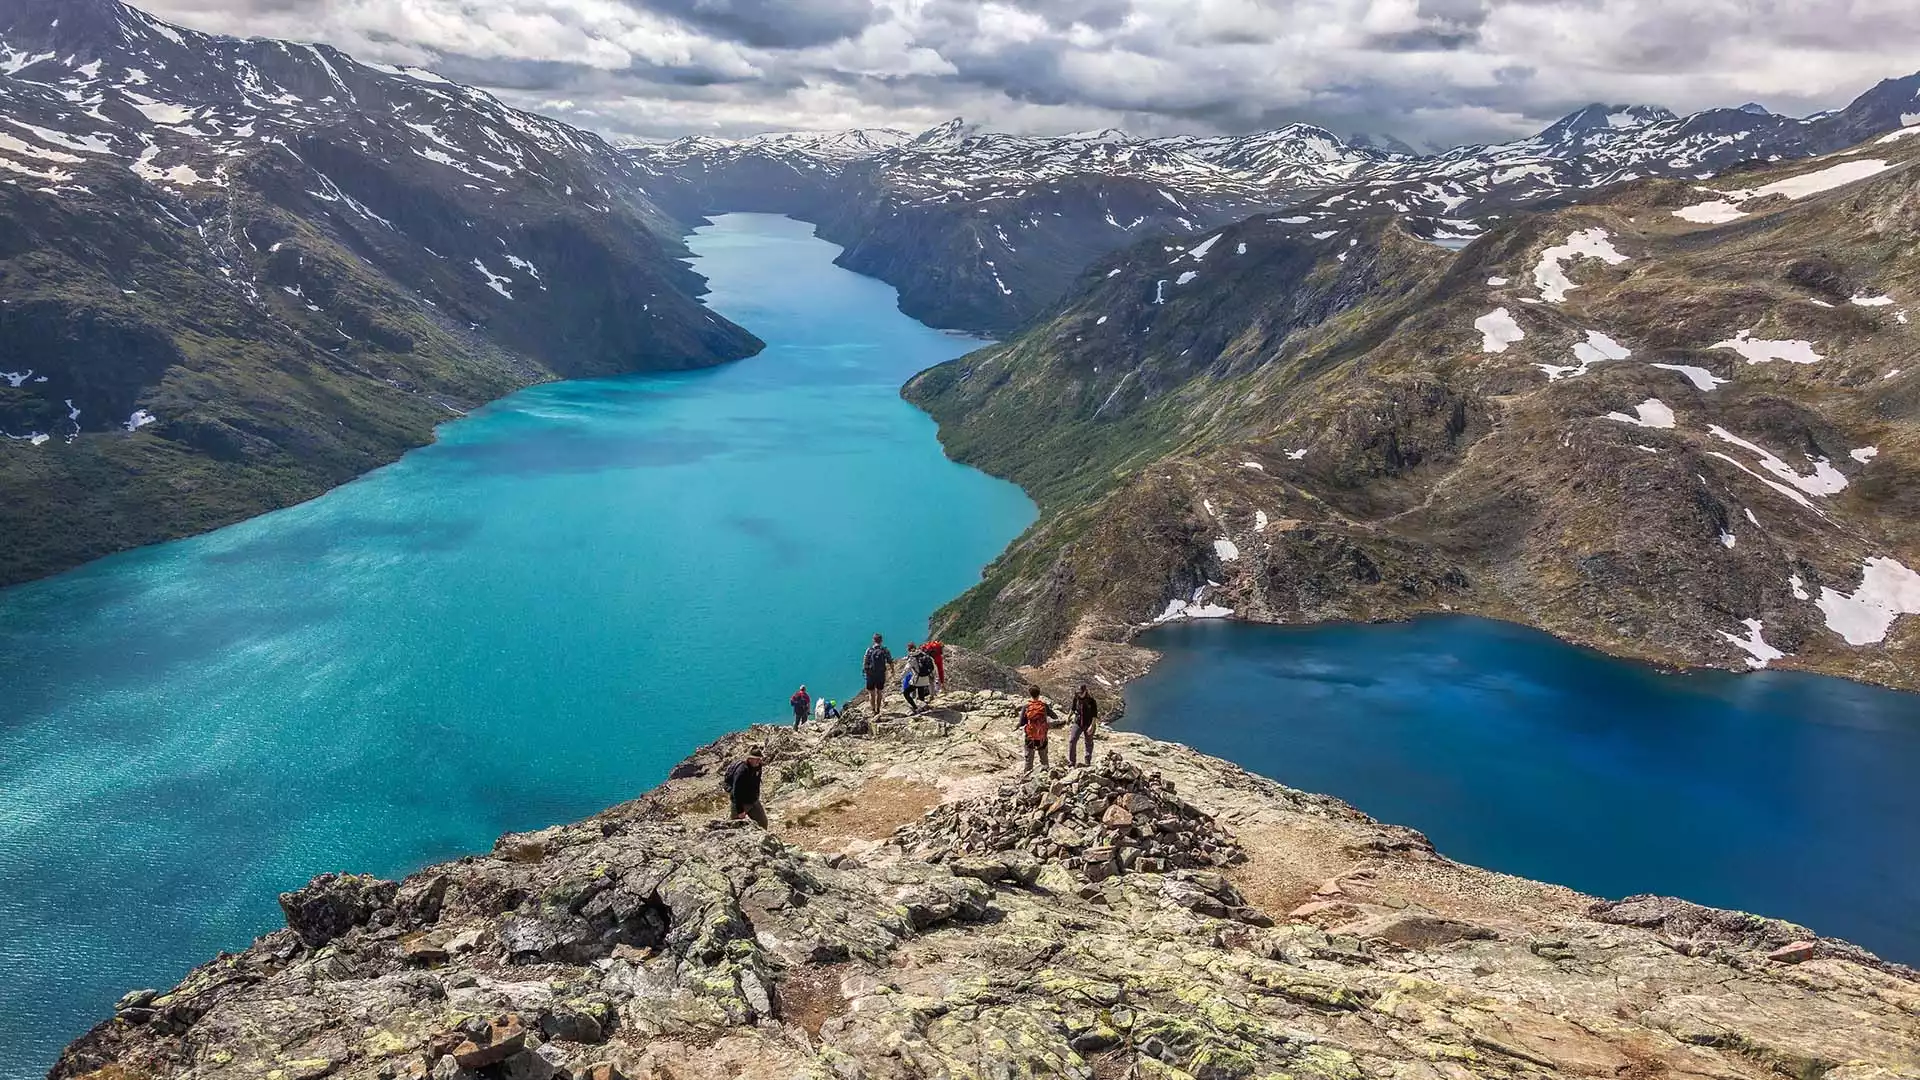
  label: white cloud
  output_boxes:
[139,0,1920,145]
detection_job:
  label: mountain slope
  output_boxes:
[0,0,761,586]
[906,132,1920,692]
[628,76,1920,335]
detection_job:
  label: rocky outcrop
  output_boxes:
[55,678,1920,1080]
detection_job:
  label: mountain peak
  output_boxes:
[1063,127,1131,145]
[911,117,976,149]
[1538,103,1679,142]
[1350,130,1418,156]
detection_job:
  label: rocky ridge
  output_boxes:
[53,673,1920,1080]
[906,128,1920,691]
[0,0,761,585]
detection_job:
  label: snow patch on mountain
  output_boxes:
[1474,308,1524,352]
[1711,331,1822,365]
[1532,229,1628,303]
[1673,158,1894,224]
[1605,398,1675,429]
[1814,557,1920,645]
[1651,363,1728,391]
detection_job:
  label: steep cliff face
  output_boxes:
[52,674,1920,1080]
[0,0,762,586]
[907,133,1920,691]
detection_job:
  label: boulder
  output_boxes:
[500,914,607,965]
[540,1000,612,1044]
[279,873,400,947]
[401,933,450,966]
[1768,941,1818,964]
[448,1015,527,1070]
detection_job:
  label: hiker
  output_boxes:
[1016,686,1058,774]
[822,698,841,719]
[922,638,947,692]
[901,643,925,715]
[723,746,768,828]
[1068,684,1100,766]
[910,644,937,707]
[789,685,810,727]
[862,634,892,717]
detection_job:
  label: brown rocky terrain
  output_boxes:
[907,131,1920,692]
[53,663,1920,1080]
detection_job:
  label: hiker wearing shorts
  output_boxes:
[1068,684,1099,766]
[724,746,768,828]
[790,685,811,727]
[862,634,892,717]
[1017,687,1057,774]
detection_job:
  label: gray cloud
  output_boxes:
[140,0,1917,148]
[634,0,879,49]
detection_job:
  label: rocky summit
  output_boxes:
[55,661,1920,1080]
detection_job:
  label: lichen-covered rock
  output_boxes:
[54,694,1920,1080]
[279,872,400,947]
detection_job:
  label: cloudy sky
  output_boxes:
[141,0,1920,148]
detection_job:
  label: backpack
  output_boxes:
[914,652,934,678]
[1023,699,1050,743]
[864,644,890,676]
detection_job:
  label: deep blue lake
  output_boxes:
[1126,617,1920,964]
[0,214,1035,1078]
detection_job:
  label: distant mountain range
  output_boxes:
[628,75,1920,332]
[0,0,760,585]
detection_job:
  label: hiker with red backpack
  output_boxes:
[922,639,946,692]
[789,685,811,728]
[1016,686,1058,773]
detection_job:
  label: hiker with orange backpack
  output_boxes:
[1016,686,1058,773]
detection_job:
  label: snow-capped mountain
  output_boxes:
[0,0,759,586]
[627,73,1920,332]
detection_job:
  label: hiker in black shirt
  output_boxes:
[862,633,893,717]
[1068,684,1100,766]
[724,746,768,828]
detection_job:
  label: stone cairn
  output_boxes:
[894,752,1244,881]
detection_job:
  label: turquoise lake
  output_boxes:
[0,214,1035,1077]
[1126,617,1920,965]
